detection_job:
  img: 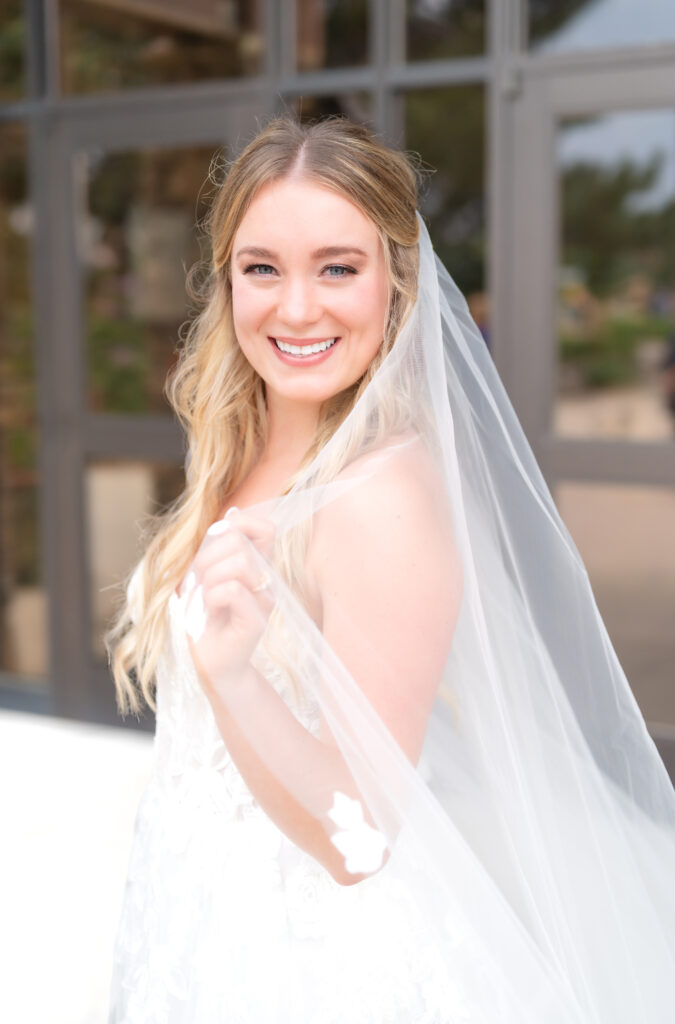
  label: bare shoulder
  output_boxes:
[310,434,460,596]
[310,433,463,765]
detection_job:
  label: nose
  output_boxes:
[276,274,322,329]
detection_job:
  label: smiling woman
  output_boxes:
[106,116,675,1023]
[230,177,389,406]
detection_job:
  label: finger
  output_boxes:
[196,519,275,576]
[202,549,259,593]
[220,507,276,558]
[202,552,276,611]
[202,578,271,623]
[196,529,268,580]
[193,523,242,575]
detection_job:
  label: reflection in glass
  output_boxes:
[0,0,25,101]
[296,0,369,72]
[555,111,675,441]
[0,123,49,682]
[87,460,185,660]
[59,0,263,94]
[81,143,217,415]
[556,482,675,727]
[405,0,485,61]
[292,92,372,125]
[530,0,675,53]
[404,86,488,343]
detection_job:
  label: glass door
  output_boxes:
[510,57,675,758]
[44,98,265,726]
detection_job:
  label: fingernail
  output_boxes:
[207,519,230,537]
[225,506,239,520]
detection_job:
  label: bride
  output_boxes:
[107,116,675,1023]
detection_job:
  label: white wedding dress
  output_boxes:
[107,586,474,1024]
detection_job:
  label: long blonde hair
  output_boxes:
[107,115,422,717]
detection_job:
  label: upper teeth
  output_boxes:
[274,338,338,356]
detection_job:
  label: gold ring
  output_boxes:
[252,571,271,593]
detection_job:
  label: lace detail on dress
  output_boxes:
[108,590,475,1024]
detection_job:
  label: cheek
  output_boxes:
[231,281,267,334]
[342,276,389,334]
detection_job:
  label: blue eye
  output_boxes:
[244,263,276,276]
[324,265,356,277]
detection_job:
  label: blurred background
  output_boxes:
[0,1,674,749]
[2,3,675,1020]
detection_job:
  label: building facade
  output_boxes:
[1,2,674,766]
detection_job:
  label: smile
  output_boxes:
[272,337,339,356]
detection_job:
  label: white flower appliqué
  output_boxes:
[327,791,388,874]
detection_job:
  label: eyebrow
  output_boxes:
[235,245,368,261]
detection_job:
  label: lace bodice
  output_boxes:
[151,590,322,822]
[108,589,474,1024]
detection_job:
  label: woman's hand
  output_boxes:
[183,508,276,697]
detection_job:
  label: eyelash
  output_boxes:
[242,263,357,278]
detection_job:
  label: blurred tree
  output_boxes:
[0,0,24,100]
[529,0,594,45]
[296,0,369,71]
[406,0,485,61]
[562,154,674,295]
[405,85,485,296]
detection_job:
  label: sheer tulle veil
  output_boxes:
[178,212,675,1022]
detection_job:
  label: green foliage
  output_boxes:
[560,316,672,389]
[561,155,673,296]
[405,84,486,296]
[0,3,24,98]
[322,0,369,67]
[406,0,485,61]
[88,315,149,412]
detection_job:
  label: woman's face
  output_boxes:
[230,177,389,409]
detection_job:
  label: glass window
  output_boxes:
[0,0,25,102]
[0,122,49,684]
[404,85,489,345]
[296,0,369,72]
[555,482,675,728]
[80,142,217,415]
[405,0,486,62]
[555,110,675,442]
[530,0,675,54]
[291,92,373,125]
[58,0,264,94]
[86,459,185,660]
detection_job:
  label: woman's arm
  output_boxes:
[190,451,463,885]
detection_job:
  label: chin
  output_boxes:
[275,382,341,404]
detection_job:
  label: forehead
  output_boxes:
[234,177,380,252]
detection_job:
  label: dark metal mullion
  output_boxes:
[371,0,388,133]
[277,66,376,96]
[63,96,266,152]
[30,111,91,719]
[32,74,268,121]
[385,56,491,88]
[26,110,57,714]
[487,0,526,386]
[278,0,296,78]
[516,39,675,79]
[24,0,45,98]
